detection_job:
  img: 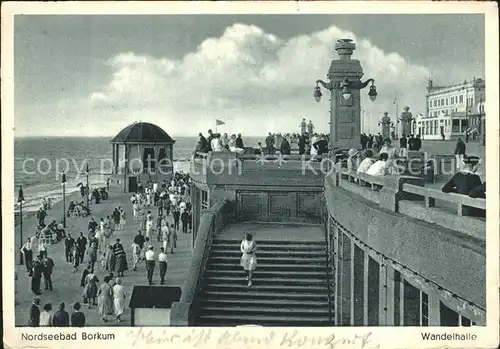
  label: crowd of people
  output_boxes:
[195,128,330,158]
[22,171,194,327]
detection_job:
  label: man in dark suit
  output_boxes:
[76,232,88,263]
[31,255,44,295]
[70,302,86,327]
[27,297,41,327]
[42,252,55,291]
[298,133,307,155]
[52,302,70,327]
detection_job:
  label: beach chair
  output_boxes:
[39,225,56,245]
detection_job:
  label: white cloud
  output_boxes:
[88,23,431,137]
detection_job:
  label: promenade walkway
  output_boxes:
[14,188,192,327]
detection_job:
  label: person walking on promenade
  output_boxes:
[39,303,54,326]
[73,244,81,273]
[106,245,116,273]
[86,242,98,271]
[27,297,41,327]
[119,207,126,231]
[83,270,99,308]
[65,234,75,264]
[21,237,34,274]
[158,247,168,285]
[37,207,47,226]
[181,210,189,234]
[98,276,114,323]
[145,246,155,285]
[52,302,70,327]
[77,232,87,264]
[133,230,145,260]
[415,134,422,151]
[399,133,408,157]
[454,137,466,171]
[112,208,120,231]
[161,221,170,253]
[113,278,126,322]
[71,302,86,327]
[169,223,177,254]
[41,252,55,291]
[31,255,44,295]
[114,238,128,277]
[88,217,98,235]
[240,233,257,287]
[187,209,193,233]
[173,206,180,231]
[131,241,140,271]
[145,215,155,240]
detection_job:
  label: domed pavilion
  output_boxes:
[110,122,175,192]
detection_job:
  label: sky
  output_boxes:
[14,14,485,137]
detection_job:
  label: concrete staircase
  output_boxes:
[194,238,333,326]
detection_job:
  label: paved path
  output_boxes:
[14,187,192,327]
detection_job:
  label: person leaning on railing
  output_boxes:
[442,156,482,195]
[442,155,485,217]
[356,149,374,174]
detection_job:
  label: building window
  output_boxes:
[433,100,437,107]
[467,98,473,107]
[421,292,429,326]
[440,302,459,326]
[440,98,444,106]
[429,101,432,109]
[201,190,209,210]
[446,98,448,106]
[434,120,438,134]
[459,95,464,103]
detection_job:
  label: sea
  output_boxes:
[13,136,265,213]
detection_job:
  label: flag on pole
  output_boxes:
[216,119,225,126]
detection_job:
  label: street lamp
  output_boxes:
[412,119,417,134]
[18,186,25,265]
[86,163,90,210]
[314,77,378,103]
[62,171,67,228]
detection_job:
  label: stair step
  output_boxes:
[203,290,329,301]
[212,244,325,251]
[205,269,327,278]
[205,283,329,292]
[214,239,325,246]
[199,297,329,307]
[199,305,330,315]
[196,314,332,326]
[210,250,325,257]
[206,262,328,272]
[204,276,327,286]
[209,256,326,264]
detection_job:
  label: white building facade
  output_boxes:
[415,78,486,140]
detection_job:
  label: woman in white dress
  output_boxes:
[229,134,245,155]
[119,208,126,230]
[240,233,257,287]
[39,303,53,326]
[113,277,126,322]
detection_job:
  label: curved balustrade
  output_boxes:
[325,171,486,326]
[170,200,229,325]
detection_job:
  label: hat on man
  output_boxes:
[463,155,480,164]
[348,148,359,157]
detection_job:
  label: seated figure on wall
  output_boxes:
[442,156,484,218]
[366,153,389,177]
[442,156,482,195]
[356,150,374,174]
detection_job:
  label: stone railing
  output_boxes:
[336,169,486,239]
[170,200,228,326]
[326,170,486,321]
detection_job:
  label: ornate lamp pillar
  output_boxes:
[399,106,413,136]
[379,112,392,139]
[314,39,377,150]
